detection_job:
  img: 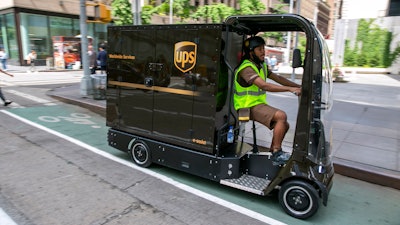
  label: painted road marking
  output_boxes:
[0,208,18,225]
[38,113,101,128]
[5,90,57,106]
[0,109,286,225]
[1,78,82,86]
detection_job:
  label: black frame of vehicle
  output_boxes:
[106,14,334,219]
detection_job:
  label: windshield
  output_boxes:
[320,32,333,112]
[308,31,333,163]
[321,35,333,161]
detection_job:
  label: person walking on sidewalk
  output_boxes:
[27,50,37,73]
[97,45,107,74]
[0,68,13,106]
[88,45,97,74]
[0,48,8,71]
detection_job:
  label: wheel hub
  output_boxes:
[287,189,310,211]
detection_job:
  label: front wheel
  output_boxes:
[278,180,319,219]
[130,141,152,168]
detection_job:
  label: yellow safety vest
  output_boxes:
[233,60,268,110]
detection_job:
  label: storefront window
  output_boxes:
[2,11,108,66]
[20,13,49,60]
[0,16,5,51]
[72,18,80,36]
[94,23,107,48]
[3,14,18,62]
[50,16,73,37]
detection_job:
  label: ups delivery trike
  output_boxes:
[106,14,334,219]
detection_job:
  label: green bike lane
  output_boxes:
[5,104,400,225]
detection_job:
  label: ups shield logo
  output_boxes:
[174,41,197,73]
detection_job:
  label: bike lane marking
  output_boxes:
[4,105,112,152]
[1,106,287,225]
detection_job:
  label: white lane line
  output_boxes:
[5,90,57,106]
[0,208,18,225]
[334,98,400,109]
[0,110,286,225]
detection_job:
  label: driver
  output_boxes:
[234,36,301,165]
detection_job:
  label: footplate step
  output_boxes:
[220,174,271,195]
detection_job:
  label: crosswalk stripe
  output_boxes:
[2,79,81,86]
[5,90,57,106]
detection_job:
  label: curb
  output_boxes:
[333,158,400,190]
[47,91,106,118]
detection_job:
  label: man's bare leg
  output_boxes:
[270,110,291,165]
[270,110,289,152]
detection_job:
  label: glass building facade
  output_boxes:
[0,6,107,66]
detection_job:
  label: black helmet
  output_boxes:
[243,36,265,53]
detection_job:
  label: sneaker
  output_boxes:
[4,100,12,106]
[271,150,291,166]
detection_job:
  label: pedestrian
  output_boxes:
[27,50,37,73]
[270,55,277,71]
[97,45,107,74]
[0,68,13,106]
[264,55,270,67]
[88,45,97,74]
[0,48,8,71]
[234,36,301,166]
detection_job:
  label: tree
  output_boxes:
[344,18,400,68]
[237,0,266,15]
[153,0,194,22]
[258,0,288,45]
[111,0,133,25]
[145,0,267,24]
[191,4,235,23]
[141,5,157,25]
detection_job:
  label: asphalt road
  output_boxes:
[0,80,399,225]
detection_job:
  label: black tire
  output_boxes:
[130,141,152,168]
[278,180,319,219]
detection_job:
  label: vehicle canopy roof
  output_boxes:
[224,14,315,36]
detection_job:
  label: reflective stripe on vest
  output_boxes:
[234,60,268,110]
[234,89,264,96]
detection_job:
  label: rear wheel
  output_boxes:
[278,180,319,219]
[130,141,152,167]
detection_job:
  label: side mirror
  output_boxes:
[292,49,302,68]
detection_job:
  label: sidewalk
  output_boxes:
[6,64,399,190]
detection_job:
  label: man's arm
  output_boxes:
[253,76,301,95]
[268,71,301,88]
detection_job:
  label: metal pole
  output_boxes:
[132,0,136,25]
[313,0,319,28]
[294,0,301,48]
[169,0,173,24]
[79,0,92,96]
[133,0,141,25]
[291,0,301,81]
[285,0,294,65]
